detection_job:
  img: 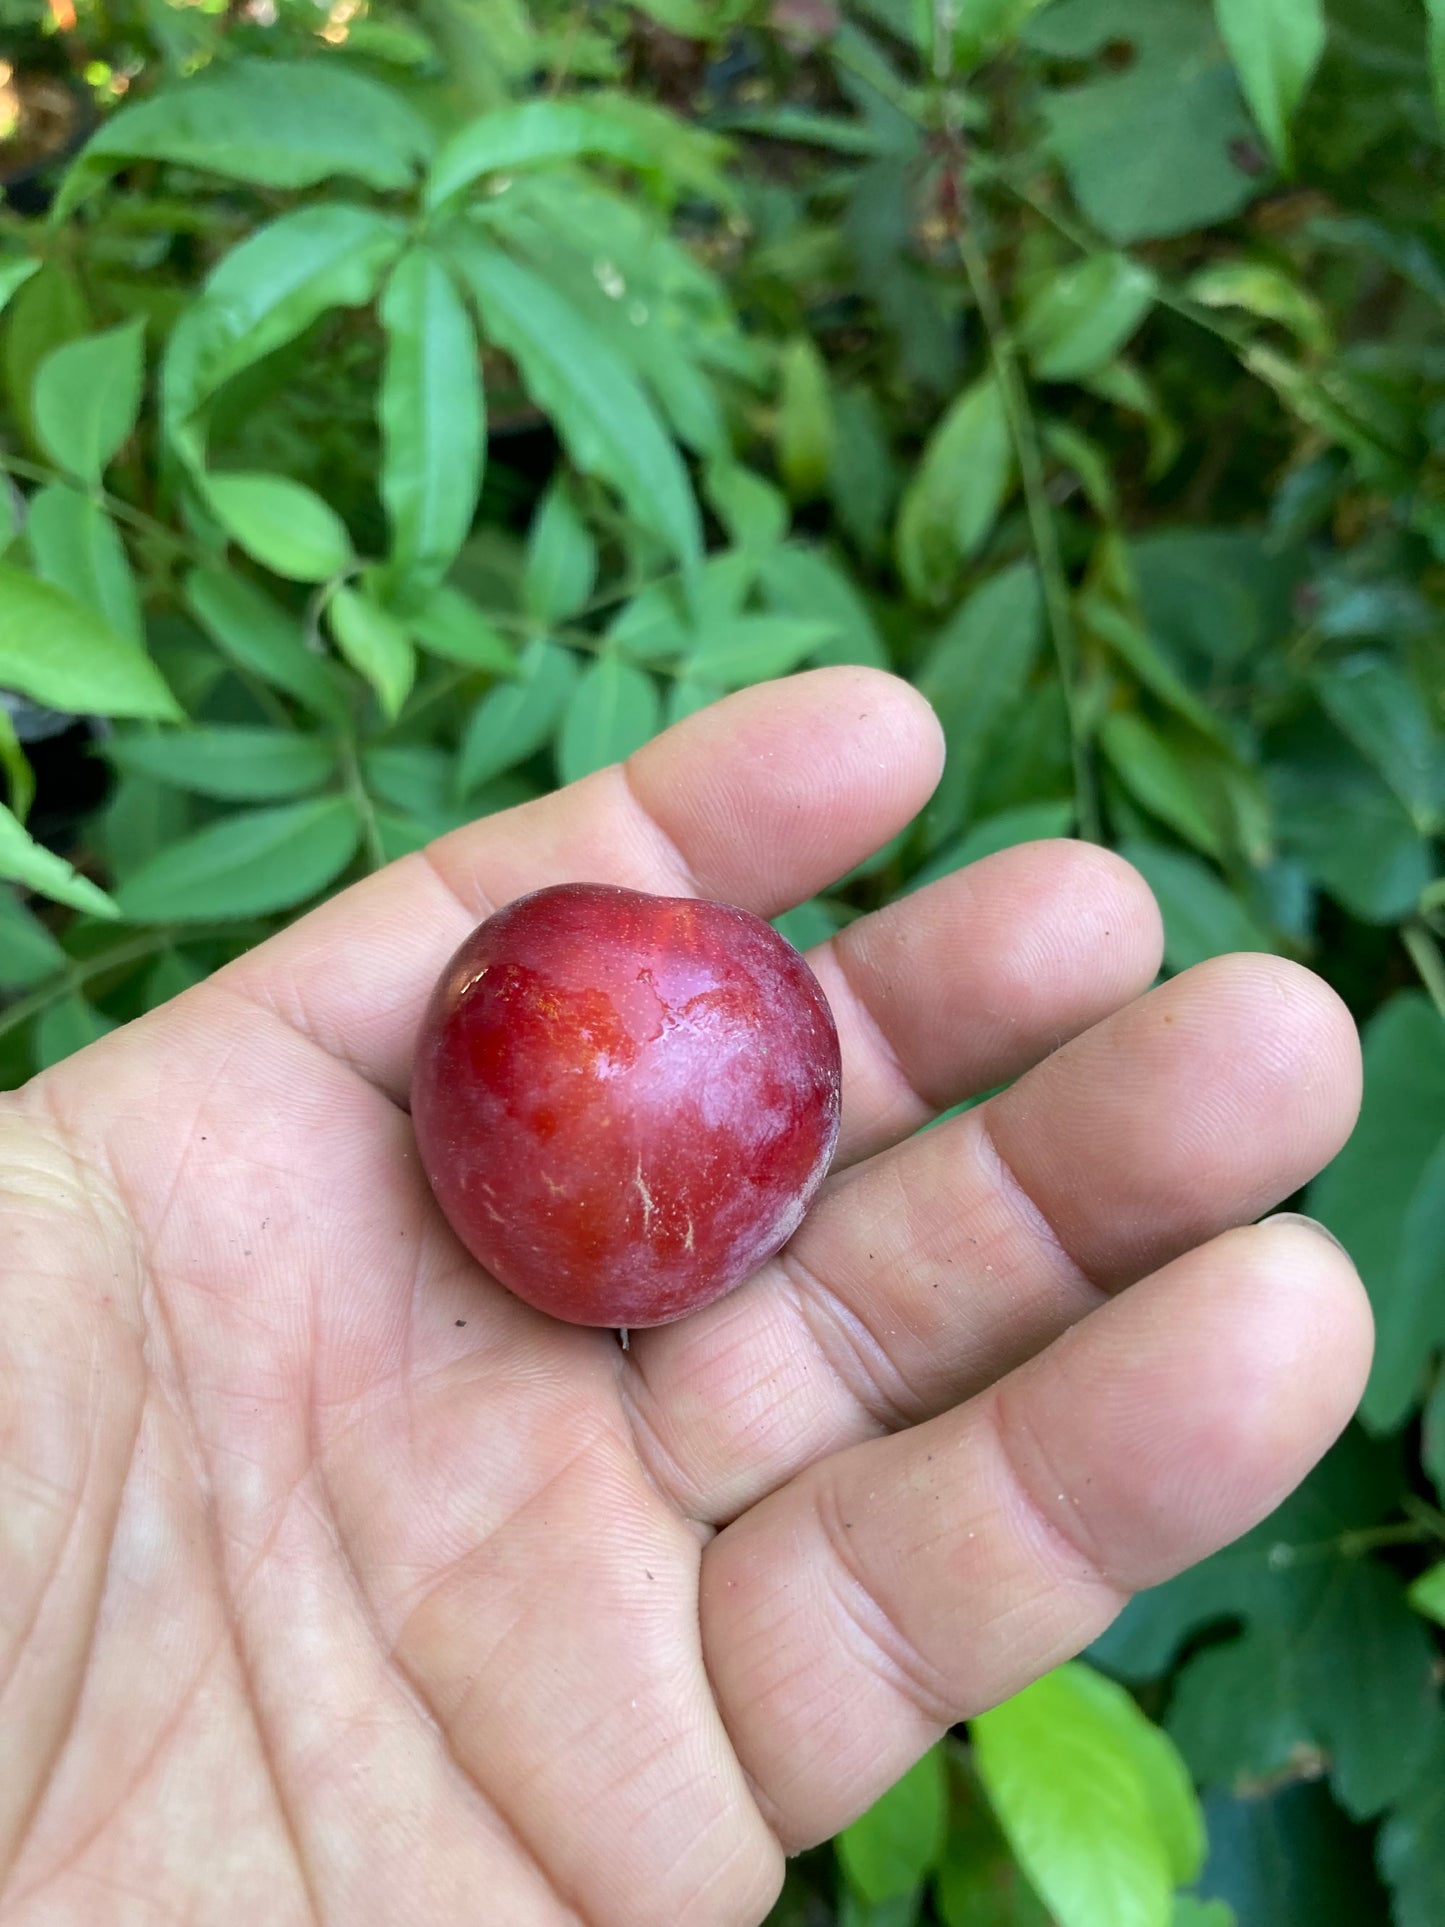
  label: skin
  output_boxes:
[0,668,1371,1927]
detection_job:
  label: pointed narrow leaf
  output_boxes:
[33,320,146,485]
[522,481,598,623]
[896,376,1013,603]
[426,99,655,209]
[457,636,577,793]
[555,654,660,785]
[207,473,353,584]
[0,885,66,989]
[1100,712,1222,857]
[761,547,888,669]
[59,59,432,215]
[452,243,701,571]
[1186,261,1330,355]
[1214,0,1328,170]
[1118,841,1275,972]
[115,797,361,922]
[106,726,336,802]
[777,335,836,500]
[328,586,416,720]
[1020,255,1156,382]
[686,615,836,686]
[183,566,346,721]
[406,583,517,674]
[0,800,119,918]
[165,205,405,435]
[26,485,142,644]
[379,249,484,598]
[0,565,177,719]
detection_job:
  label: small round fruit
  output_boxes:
[410,882,842,1328]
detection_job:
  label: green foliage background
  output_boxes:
[1,1,1443,1921]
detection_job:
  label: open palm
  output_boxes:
[1,671,1370,1927]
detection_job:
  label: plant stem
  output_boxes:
[0,924,248,1045]
[953,210,1101,842]
[0,453,195,558]
[339,732,387,873]
[1403,922,1445,1025]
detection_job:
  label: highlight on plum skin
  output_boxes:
[410,882,844,1330]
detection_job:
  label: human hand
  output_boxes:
[0,671,1370,1926]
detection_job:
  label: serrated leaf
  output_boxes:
[59,58,432,215]
[33,320,146,486]
[1309,994,1445,1429]
[114,797,361,922]
[685,615,835,687]
[1100,713,1222,858]
[556,653,660,785]
[0,885,66,989]
[1020,254,1155,382]
[34,993,117,1071]
[523,481,598,623]
[106,726,336,802]
[426,99,655,209]
[456,636,577,792]
[0,801,119,919]
[1214,0,1327,170]
[165,204,405,441]
[777,335,835,500]
[207,473,353,584]
[26,485,142,645]
[973,1664,1177,1927]
[183,566,346,721]
[327,587,415,720]
[0,566,177,720]
[1094,1432,1438,1820]
[379,249,485,599]
[452,243,701,572]
[916,563,1045,850]
[406,583,517,673]
[1117,842,1275,973]
[837,1746,948,1905]
[896,376,1013,603]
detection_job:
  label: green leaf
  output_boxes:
[114,797,361,922]
[1171,1902,1235,1927]
[1309,995,1445,1430]
[973,1663,1178,1927]
[952,0,1052,67]
[523,482,598,624]
[1268,742,1429,925]
[0,257,41,315]
[837,1746,948,1905]
[777,335,836,500]
[1019,254,1155,382]
[1214,0,1327,169]
[1429,0,1445,131]
[705,462,789,557]
[909,801,1076,892]
[1117,842,1275,973]
[1080,593,1227,746]
[456,636,578,792]
[426,100,655,209]
[1312,657,1443,834]
[555,653,660,785]
[0,801,119,919]
[26,485,143,646]
[1185,261,1331,355]
[207,473,353,584]
[327,586,415,721]
[0,885,66,989]
[0,565,178,720]
[934,1754,1053,1927]
[1201,1779,1392,1927]
[4,263,89,454]
[916,563,1045,850]
[406,583,517,674]
[1044,2,1261,244]
[1100,713,1222,858]
[34,993,117,1071]
[106,726,336,802]
[1379,1724,1445,1927]
[666,673,723,725]
[378,248,485,599]
[60,58,432,214]
[164,205,405,442]
[685,616,836,687]
[183,565,346,721]
[896,376,1013,603]
[1426,1372,1445,1510]
[760,547,889,670]
[1094,1432,1438,1820]
[33,320,146,486]
[452,244,702,573]
[1406,1561,1445,1627]
[772,897,844,953]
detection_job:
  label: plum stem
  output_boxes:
[618,1327,630,1351]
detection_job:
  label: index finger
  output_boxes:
[220,668,944,1106]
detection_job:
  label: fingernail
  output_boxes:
[1260,1211,1349,1256]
